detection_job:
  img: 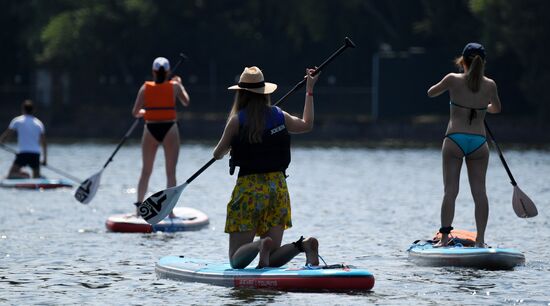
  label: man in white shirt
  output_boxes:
[0,100,48,178]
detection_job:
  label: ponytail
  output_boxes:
[466,55,484,92]
[455,55,484,92]
[154,67,166,84]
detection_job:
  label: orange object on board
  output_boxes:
[434,229,477,245]
[143,81,176,121]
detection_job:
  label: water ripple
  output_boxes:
[0,144,548,305]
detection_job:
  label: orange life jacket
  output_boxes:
[143,81,176,121]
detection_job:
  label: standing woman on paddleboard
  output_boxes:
[427,43,502,247]
[0,100,47,179]
[132,57,190,216]
[213,66,320,269]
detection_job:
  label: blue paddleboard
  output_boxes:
[408,241,525,270]
[156,256,375,291]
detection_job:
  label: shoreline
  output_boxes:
[2,138,548,151]
[2,113,548,149]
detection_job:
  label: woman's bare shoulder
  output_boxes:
[483,76,496,85]
[482,76,497,90]
[447,72,463,80]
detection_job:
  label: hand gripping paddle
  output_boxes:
[139,37,357,224]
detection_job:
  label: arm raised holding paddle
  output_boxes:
[139,37,356,225]
[213,66,320,269]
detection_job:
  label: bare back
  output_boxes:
[428,73,501,136]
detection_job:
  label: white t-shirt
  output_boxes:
[8,115,45,154]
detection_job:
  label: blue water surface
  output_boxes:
[1,144,549,305]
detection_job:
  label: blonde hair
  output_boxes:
[455,55,485,92]
[228,90,271,143]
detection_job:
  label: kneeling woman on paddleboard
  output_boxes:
[132,57,190,216]
[213,66,320,269]
[427,43,502,247]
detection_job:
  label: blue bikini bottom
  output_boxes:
[445,133,487,156]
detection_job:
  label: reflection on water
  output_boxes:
[226,288,284,304]
[0,144,549,305]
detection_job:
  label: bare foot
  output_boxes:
[475,239,486,248]
[475,234,486,248]
[434,235,450,247]
[257,237,273,268]
[303,237,319,266]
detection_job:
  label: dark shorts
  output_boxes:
[14,153,40,169]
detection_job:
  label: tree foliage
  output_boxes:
[2,0,550,119]
[472,0,550,120]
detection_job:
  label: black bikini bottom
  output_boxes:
[146,122,175,143]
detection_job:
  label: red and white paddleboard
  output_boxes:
[0,178,73,189]
[106,207,209,233]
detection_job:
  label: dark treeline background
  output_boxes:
[1,0,549,143]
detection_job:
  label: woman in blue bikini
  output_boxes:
[427,43,502,247]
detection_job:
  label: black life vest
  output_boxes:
[229,106,291,176]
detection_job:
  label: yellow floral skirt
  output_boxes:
[225,171,292,236]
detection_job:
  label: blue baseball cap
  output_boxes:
[462,43,486,60]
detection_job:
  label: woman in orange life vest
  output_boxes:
[132,57,190,216]
[213,66,320,269]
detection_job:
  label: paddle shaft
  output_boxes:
[101,53,188,170]
[102,118,139,169]
[484,120,517,186]
[183,38,356,184]
[274,37,355,106]
[170,53,188,76]
[0,143,81,182]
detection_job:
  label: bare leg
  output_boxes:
[436,138,464,247]
[31,166,40,178]
[162,124,179,218]
[261,226,293,267]
[263,226,319,267]
[137,128,159,214]
[303,237,320,266]
[7,164,30,179]
[466,143,490,247]
[229,231,273,269]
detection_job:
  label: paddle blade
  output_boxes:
[74,171,102,204]
[512,185,538,218]
[139,183,187,224]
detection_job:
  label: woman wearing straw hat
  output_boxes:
[213,66,320,269]
[132,57,190,216]
[428,43,502,247]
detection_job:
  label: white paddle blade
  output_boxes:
[512,185,538,218]
[74,171,102,204]
[139,183,187,224]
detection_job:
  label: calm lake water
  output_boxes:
[1,143,549,305]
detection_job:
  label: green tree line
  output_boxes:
[2,0,549,125]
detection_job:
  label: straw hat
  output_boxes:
[228,66,277,94]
